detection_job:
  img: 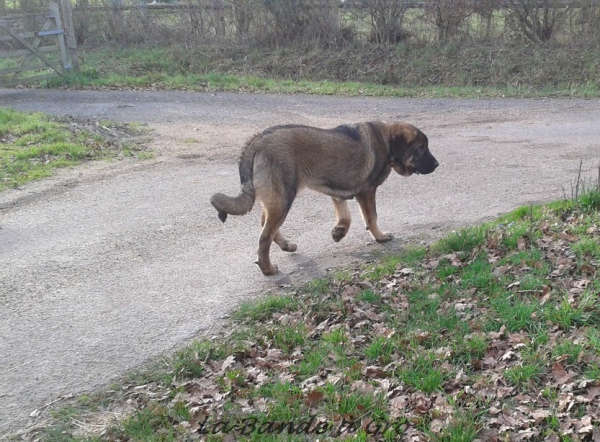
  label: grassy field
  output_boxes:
[0,109,152,191]
[29,183,600,441]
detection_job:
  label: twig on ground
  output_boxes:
[575,159,583,202]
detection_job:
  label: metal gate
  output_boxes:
[0,1,78,87]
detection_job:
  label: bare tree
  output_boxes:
[362,0,410,43]
[577,0,600,42]
[425,0,473,42]
[231,0,254,40]
[506,0,570,42]
[184,0,205,39]
[215,0,225,36]
[472,0,502,40]
[262,0,339,47]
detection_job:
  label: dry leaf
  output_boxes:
[304,390,324,407]
[364,366,388,379]
[550,363,577,385]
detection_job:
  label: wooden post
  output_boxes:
[49,2,69,70]
[59,0,79,70]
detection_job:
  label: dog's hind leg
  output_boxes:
[255,176,297,274]
[356,190,393,242]
[253,157,297,275]
[331,198,352,242]
[260,211,297,253]
[255,207,290,275]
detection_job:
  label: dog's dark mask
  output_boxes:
[389,128,439,177]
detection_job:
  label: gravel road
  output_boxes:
[1,89,599,435]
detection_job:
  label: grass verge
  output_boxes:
[46,44,600,98]
[0,109,152,191]
[17,185,600,441]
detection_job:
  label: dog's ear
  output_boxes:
[388,130,412,176]
[389,131,409,162]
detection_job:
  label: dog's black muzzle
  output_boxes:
[415,157,439,175]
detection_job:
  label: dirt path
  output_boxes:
[1,89,599,435]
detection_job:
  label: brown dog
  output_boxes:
[211,121,439,275]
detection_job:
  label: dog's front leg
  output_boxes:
[356,190,393,243]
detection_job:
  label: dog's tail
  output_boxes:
[210,134,260,223]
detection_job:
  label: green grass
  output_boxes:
[26,186,600,441]
[271,324,307,352]
[430,416,480,442]
[504,363,544,389]
[233,294,299,323]
[0,108,150,190]
[399,354,450,393]
[365,336,394,363]
[120,407,180,441]
[434,225,487,254]
[59,67,599,99]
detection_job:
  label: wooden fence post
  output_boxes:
[49,2,69,69]
[60,0,79,70]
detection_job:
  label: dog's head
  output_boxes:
[388,123,439,177]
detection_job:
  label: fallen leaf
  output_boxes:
[488,325,506,340]
[531,409,552,422]
[304,390,324,407]
[559,232,577,242]
[580,264,596,274]
[364,366,388,379]
[550,363,577,385]
[586,386,600,400]
[220,355,236,372]
[390,395,408,411]
[576,416,593,434]
[500,351,516,361]
[351,380,374,394]
[593,426,600,442]
[515,428,540,440]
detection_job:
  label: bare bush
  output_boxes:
[73,0,187,46]
[574,0,600,42]
[506,0,570,42]
[471,0,503,40]
[207,0,225,36]
[262,0,341,47]
[182,0,232,40]
[182,0,205,39]
[57,0,600,52]
[361,0,410,43]
[231,0,254,40]
[424,0,473,42]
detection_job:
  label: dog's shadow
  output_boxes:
[268,237,406,285]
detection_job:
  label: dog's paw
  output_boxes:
[281,242,297,253]
[375,233,394,243]
[331,226,348,242]
[255,260,278,276]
